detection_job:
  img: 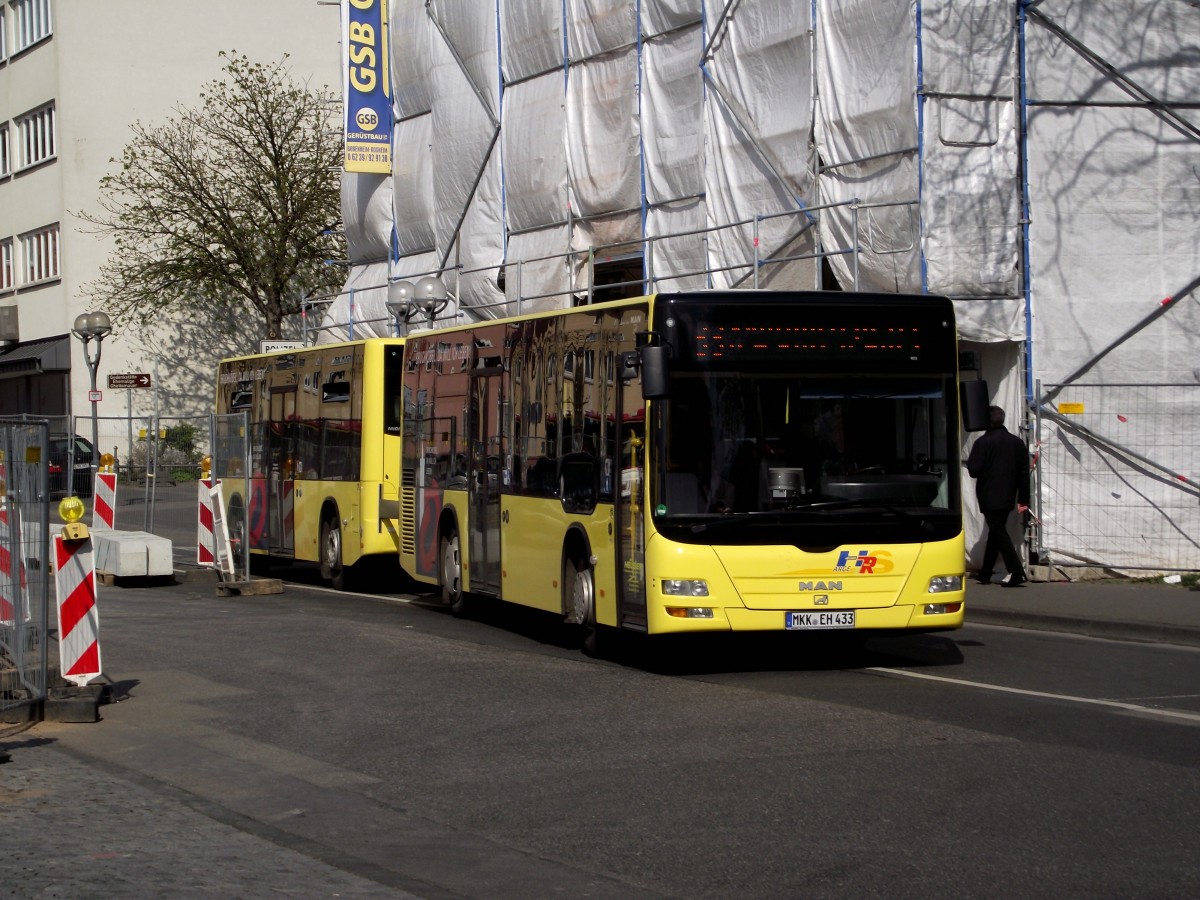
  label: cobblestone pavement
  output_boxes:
[0,727,417,899]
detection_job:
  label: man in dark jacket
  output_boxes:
[966,406,1030,587]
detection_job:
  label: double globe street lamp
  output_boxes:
[71,311,112,493]
[385,276,450,334]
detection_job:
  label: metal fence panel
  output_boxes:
[212,412,250,581]
[0,420,51,717]
[51,415,215,574]
[1035,384,1200,571]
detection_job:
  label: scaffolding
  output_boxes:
[327,0,1200,571]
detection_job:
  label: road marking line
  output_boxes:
[313,584,416,604]
[870,667,1200,724]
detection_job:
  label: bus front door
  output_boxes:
[268,421,297,557]
[468,365,503,595]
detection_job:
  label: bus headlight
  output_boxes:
[662,579,709,597]
[666,606,715,619]
[927,575,963,593]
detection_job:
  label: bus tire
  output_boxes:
[565,554,599,655]
[320,512,348,590]
[441,529,469,617]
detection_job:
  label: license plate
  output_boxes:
[785,610,856,630]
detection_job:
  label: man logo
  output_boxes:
[798,581,842,591]
[356,108,379,131]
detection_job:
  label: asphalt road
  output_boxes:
[9,572,1200,898]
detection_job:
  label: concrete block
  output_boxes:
[93,530,174,578]
[44,695,100,723]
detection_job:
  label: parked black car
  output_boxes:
[49,434,95,497]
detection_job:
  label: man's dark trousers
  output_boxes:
[980,508,1024,582]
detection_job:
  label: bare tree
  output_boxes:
[79,52,344,339]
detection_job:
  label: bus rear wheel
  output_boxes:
[441,529,469,617]
[320,513,348,590]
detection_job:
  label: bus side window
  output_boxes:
[560,452,598,513]
[526,456,557,495]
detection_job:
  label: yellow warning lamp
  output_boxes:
[100,452,115,473]
[201,455,212,479]
[58,494,90,541]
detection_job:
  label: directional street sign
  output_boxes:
[108,373,152,389]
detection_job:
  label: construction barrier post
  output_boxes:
[197,477,216,566]
[0,493,27,628]
[93,470,117,532]
[54,497,101,687]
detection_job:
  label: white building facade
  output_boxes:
[0,0,340,423]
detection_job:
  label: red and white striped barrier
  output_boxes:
[54,533,101,686]
[0,499,27,627]
[92,471,117,531]
[198,479,234,577]
[198,478,216,565]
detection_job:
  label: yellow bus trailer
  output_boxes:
[215,338,406,588]
[399,291,974,647]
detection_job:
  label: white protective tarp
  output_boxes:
[428,0,505,315]
[331,0,1200,568]
[1023,0,1200,569]
[921,0,1024,340]
[319,175,393,341]
[702,0,814,288]
[815,1,921,295]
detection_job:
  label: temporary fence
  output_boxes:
[1033,384,1200,572]
[52,414,247,580]
[0,419,51,719]
[209,413,248,580]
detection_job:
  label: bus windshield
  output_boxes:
[650,294,961,544]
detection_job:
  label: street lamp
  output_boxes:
[413,276,450,326]
[386,277,450,331]
[71,311,112,494]
[385,279,414,336]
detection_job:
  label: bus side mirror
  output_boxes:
[620,345,669,400]
[640,346,668,400]
[961,380,990,432]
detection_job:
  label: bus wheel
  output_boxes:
[320,513,347,590]
[565,555,600,656]
[441,529,468,617]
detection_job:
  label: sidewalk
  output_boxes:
[966,574,1200,648]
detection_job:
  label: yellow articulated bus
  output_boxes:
[214,338,405,588]
[400,291,979,650]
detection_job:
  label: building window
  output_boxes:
[16,104,55,169]
[0,240,13,291]
[0,122,9,176]
[13,0,52,52]
[0,6,8,61]
[19,224,58,284]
